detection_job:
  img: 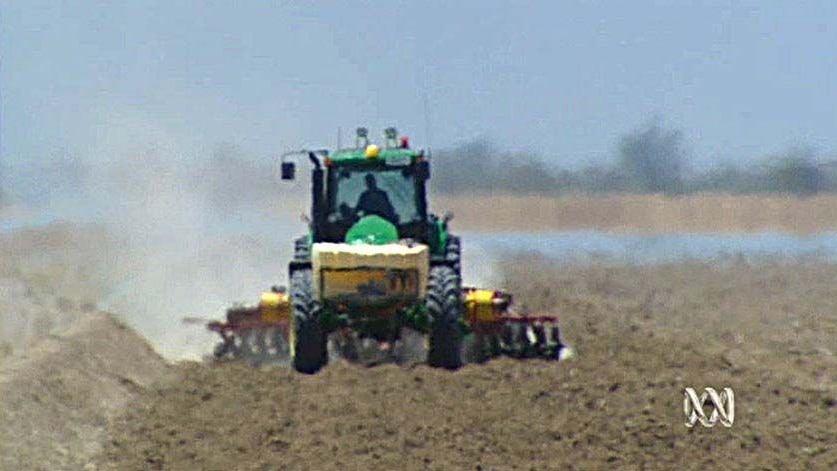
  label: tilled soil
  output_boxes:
[435,194,837,233]
[98,257,837,470]
[99,342,835,471]
[0,313,169,470]
[0,224,169,470]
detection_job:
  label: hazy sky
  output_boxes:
[2,1,835,169]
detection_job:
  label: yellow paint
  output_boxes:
[259,291,290,322]
[465,289,497,322]
[312,242,429,300]
[321,268,419,301]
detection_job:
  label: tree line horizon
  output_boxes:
[433,122,836,197]
[2,123,835,210]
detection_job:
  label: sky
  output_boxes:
[1,1,835,170]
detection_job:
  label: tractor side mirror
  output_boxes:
[417,160,430,180]
[280,161,296,180]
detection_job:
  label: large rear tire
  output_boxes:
[426,265,464,369]
[446,235,461,277]
[290,268,328,374]
[293,236,309,261]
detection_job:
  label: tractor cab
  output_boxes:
[281,127,443,254]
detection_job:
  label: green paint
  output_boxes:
[458,318,471,336]
[318,307,347,333]
[330,148,420,164]
[402,304,431,333]
[434,218,448,255]
[344,215,399,245]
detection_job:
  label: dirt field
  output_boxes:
[435,194,837,233]
[3,224,837,470]
[0,313,169,470]
[96,257,837,470]
[0,225,169,470]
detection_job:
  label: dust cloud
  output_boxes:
[33,109,308,360]
[1,108,505,360]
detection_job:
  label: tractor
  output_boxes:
[202,128,568,373]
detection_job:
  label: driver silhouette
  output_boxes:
[355,173,399,223]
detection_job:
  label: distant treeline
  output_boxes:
[3,123,835,210]
[431,123,837,196]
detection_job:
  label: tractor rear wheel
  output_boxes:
[426,265,464,369]
[293,236,309,261]
[290,268,328,374]
[446,235,461,277]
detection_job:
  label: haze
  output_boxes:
[1,1,835,172]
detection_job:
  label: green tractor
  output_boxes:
[204,127,567,373]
